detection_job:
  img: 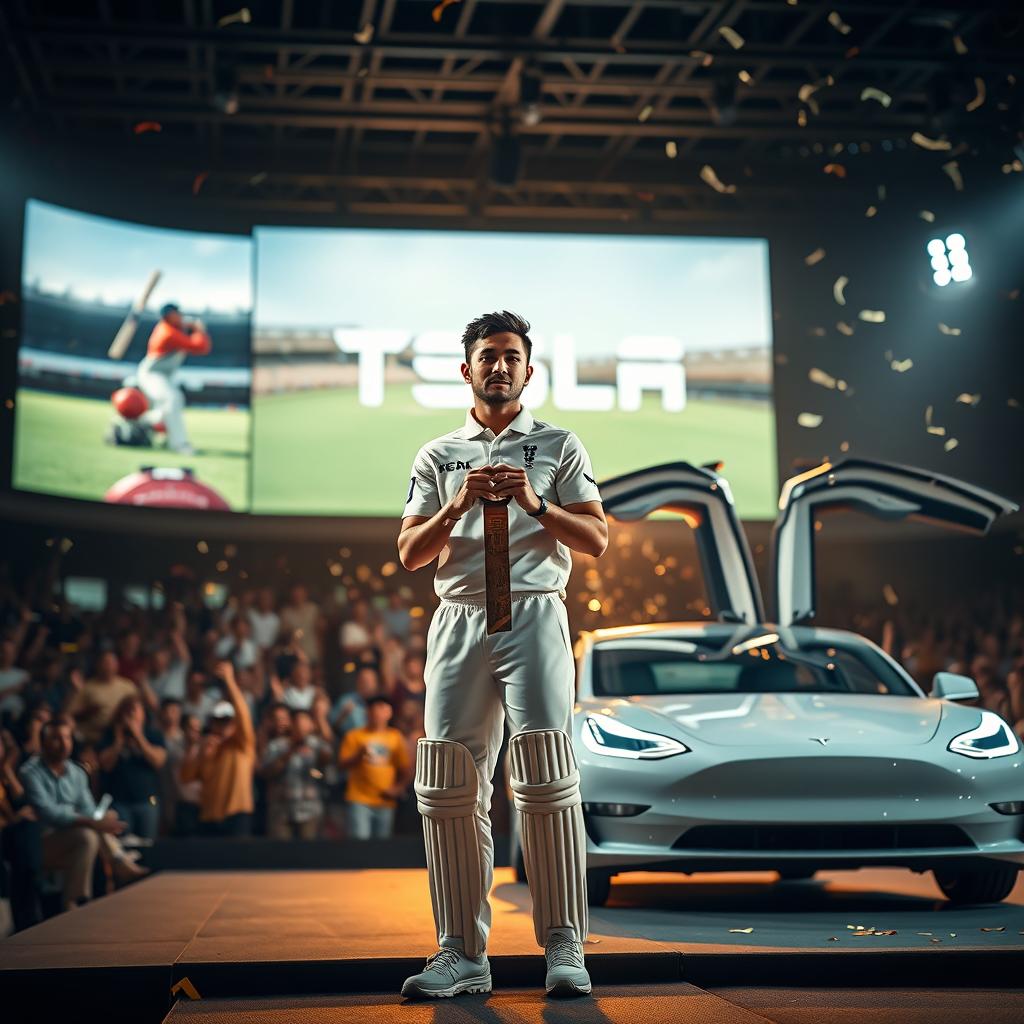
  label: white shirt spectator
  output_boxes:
[214,634,259,670]
[248,608,281,650]
[281,685,317,712]
[149,658,188,703]
[339,620,372,652]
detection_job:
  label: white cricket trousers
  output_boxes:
[423,589,576,953]
[137,367,189,451]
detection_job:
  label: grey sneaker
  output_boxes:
[544,928,592,997]
[401,947,492,999]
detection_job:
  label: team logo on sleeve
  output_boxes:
[406,476,416,503]
[522,444,537,468]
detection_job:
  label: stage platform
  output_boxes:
[2,866,1023,1023]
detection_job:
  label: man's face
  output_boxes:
[43,723,73,762]
[151,648,170,674]
[290,662,311,689]
[209,716,236,740]
[97,651,118,679]
[292,712,314,742]
[165,309,184,328]
[463,332,532,406]
[272,707,292,735]
[184,716,202,743]
[161,703,182,731]
[369,701,393,729]
[120,632,140,656]
[291,585,307,605]
[356,669,378,698]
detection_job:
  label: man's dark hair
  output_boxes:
[40,718,71,742]
[160,698,182,711]
[461,310,532,364]
[160,302,181,318]
[367,695,393,711]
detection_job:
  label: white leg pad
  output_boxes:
[415,738,487,958]
[508,728,589,945]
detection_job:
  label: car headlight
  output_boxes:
[948,710,1021,759]
[581,714,690,760]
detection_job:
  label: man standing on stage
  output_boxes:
[397,310,607,1000]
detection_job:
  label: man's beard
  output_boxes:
[471,375,525,405]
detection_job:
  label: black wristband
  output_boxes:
[526,495,549,518]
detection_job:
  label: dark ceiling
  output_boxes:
[1,0,1022,226]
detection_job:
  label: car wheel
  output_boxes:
[776,867,817,881]
[932,862,1020,904]
[587,868,612,907]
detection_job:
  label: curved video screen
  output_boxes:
[251,227,775,518]
[12,201,776,518]
[14,200,252,511]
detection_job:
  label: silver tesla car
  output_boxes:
[510,458,1023,905]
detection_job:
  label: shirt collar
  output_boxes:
[455,405,535,439]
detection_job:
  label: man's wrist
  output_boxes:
[526,495,549,517]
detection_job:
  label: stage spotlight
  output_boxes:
[927,233,971,287]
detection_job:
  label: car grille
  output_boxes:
[673,824,976,851]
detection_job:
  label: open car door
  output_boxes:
[772,458,1019,626]
[599,461,764,625]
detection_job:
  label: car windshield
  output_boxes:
[592,635,917,697]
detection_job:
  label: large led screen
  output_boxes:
[14,200,252,511]
[252,228,775,518]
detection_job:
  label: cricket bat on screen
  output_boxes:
[107,269,162,360]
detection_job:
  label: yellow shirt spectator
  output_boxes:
[341,726,411,809]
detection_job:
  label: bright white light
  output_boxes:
[950,264,972,282]
[926,238,946,256]
[928,232,971,287]
[949,248,969,267]
[931,254,950,271]
[933,268,952,286]
[945,232,966,250]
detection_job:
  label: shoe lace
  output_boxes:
[424,947,462,981]
[546,932,583,969]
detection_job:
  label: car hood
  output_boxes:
[586,692,943,747]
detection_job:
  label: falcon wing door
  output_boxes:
[772,458,1019,627]
[599,462,764,625]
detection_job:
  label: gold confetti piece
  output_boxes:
[828,11,852,35]
[833,275,849,305]
[859,309,885,323]
[798,83,821,116]
[216,7,251,28]
[911,132,952,151]
[354,22,374,44]
[938,322,961,335]
[804,247,826,266]
[875,930,898,936]
[171,977,201,999]
[665,140,678,159]
[699,165,736,194]
[191,171,208,196]
[865,205,877,217]
[883,583,899,606]
[980,926,1006,932]
[4,399,13,410]
[845,46,860,59]
[738,69,754,85]
[823,162,846,178]
[431,0,461,22]
[797,108,808,127]
[956,393,980,405]
[719,26,745,49]
[944,438,959,452]
[942,160,964,190]
[798,412,823,428]
[133,121,162,134]
[728,927,754,933]
[860,87,892,107]
[638,104,654,122]
[837,321,854,336]
[925,405,946,436]
[919,209,935,222]
[965,77,986,111]
[953,34,968,55]
[840,441,850,452]
[810,368,837,388]
[690,49,714,68]
[890,358,913,373]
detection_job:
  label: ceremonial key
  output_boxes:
[482,495,513,634]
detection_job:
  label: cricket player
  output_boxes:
[397,310,608,1000]
[135,302,211,455]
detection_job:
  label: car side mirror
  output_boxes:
[930,672,980,701]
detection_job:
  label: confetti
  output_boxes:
[965,77,986,111]
[804,247,826,266]
[718,26,745,49]
[1009,398,1021,409]
[737,70,754,85]
[865,205,877,217]
[824,163,846,178]
[797,108,808,127]
[845,46,860,59]
[249,171,268,185]
[953,34,968,55]
[690,50,714,68]
[911,132,952,151]
[980,926,1006,932]
[638,104,654,122]
[878,184,887,201]
[191,171,208,196]
[883,583,899,606]
[890,358,913,373]
[956,393,980,406]
[665,141,678,159]
[836,321,854,336]
[919,209,936,222]
[216,7,251,28]
[860,87,892,107]
[944,438,959,452]
[833,275,849,305]
[917,932,933,936]
[942,160,964,191]
[828,11,852,35]
[798,412,823,428]
[133,121,162,134]
[938,322,961,335]
[858,309,886,323]
[431,0,461,22]
[699,165,737,194]
[925,405,946,436]
[798,83,821,116]
[354,22,374,44]
[728,927,754,933]
[809,368,837,389]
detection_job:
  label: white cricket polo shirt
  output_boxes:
[402,406,602,599]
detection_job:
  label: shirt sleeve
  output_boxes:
[553,432,602,507]
[402,445,442,519]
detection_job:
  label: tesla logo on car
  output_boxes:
[810,737,830,745]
